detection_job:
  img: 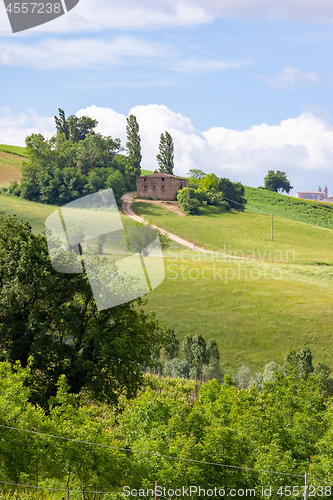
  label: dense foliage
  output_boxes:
[8,109,129,206]
[0,214,170,408]
[264,170,293,193]
[177,170,246,215]
[1,357,333,500]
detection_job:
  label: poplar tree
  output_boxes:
[126,114,142,190]
[157,131,174,174]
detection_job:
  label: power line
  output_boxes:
[0,423,303,477]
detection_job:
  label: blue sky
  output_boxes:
[1,0,333,193]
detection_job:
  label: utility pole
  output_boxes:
[271,215,273,241]
[304,473,308,500]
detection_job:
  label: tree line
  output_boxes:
[7,109,176,206]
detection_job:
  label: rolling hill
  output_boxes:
[2,144,333,373]
[0,144,25,188]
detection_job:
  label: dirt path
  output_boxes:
[121,192,244,257]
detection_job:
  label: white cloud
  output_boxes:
[2,104,333,193]
[261,66,321,90]
[0,36,167,69]
[2,0,333,34]
[171,57,250,74]
[0,107,54,146]
[0,34,249,72]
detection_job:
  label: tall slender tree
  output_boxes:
[126,114,142,190]
[157,131,174,174]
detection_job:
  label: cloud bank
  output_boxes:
[2,104,333,193]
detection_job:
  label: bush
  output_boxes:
[7,180,21,196]
[177,187,200,215]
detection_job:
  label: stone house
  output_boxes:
[136,170,189,201]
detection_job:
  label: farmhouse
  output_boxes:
[296,186,333,202]
[137,170,189,201]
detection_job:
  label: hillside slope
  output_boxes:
[0,144,26,188]
[245,186,333,230]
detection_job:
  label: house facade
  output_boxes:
[296,186,333,202]
[136,170,189,201]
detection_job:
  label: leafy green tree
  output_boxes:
[164,329,179,360]
[188,169,205,180]
[284,346,314,378]
[200,173,219,192]
[177,187,200,215]
[218,177,246,209]
[264,170,293,193]
[234,365,252,389]
[0,214,169,407]
[157,131,174,174]
[17,129,125,205]
[55,108,98,142]
[126,114,142,190]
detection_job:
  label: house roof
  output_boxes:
[139,170,187,180]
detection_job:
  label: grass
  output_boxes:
[141,169,154,176]
[0,193,57,233]
[245,186,333,230]
[131,199,333,372]
[0,144,27,157]
[133,202,333,265]
[140,247,333,373]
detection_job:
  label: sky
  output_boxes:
[1,0,333,193]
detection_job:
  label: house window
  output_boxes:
[144,178,146,181]
[162,185,165,189]
[162,177,164,181]
[144,185,147,190]
[153,185,156,189]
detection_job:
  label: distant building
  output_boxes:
[296,186,333,202]
[136,170,189,201]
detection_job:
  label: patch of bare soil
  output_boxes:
[135,197,185,216]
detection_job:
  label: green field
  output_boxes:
[0,193,56,232]
[0,144,27,157]
[245,186,333,229]
[141,169,154,176]
[141,248,333,372]
[133,202,333,265]
[130,200,333,372]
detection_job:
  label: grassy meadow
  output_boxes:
[141,247,333,372]
[0,193,57,233]
[245,185,333,229]
[133,202,333,265]
[0,144,27,156]
[132,200,333,373]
